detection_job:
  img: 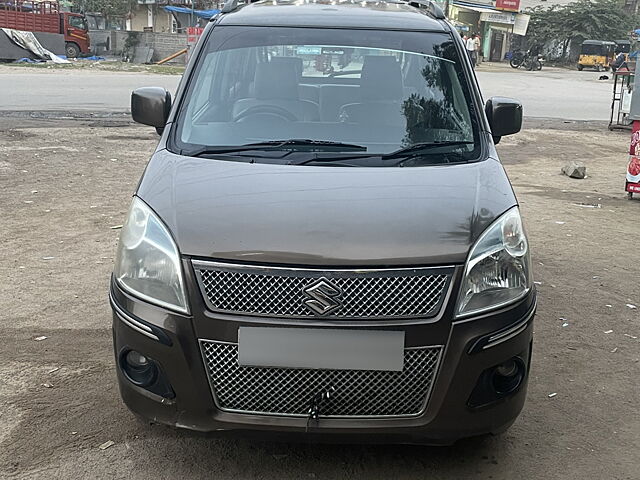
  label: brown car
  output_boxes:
[110,0,534,444]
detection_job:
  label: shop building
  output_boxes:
[449,0,530,62]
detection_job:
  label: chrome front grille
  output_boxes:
[200,340,442,418]
[193,261,452,319]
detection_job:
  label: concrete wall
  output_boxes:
[89,30,187,64]
[150,32,187,63]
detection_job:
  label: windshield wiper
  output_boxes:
[381,141,475,160]
[243,139,367,151]
[183,139,367,157]
[290,141,476,166]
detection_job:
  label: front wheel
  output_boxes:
[535,60,542,71]
[577,64,584,71]
[510,58,521,69]
[65,42,80,58]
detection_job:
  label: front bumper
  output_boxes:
[110,270,536,444]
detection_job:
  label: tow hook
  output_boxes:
[306,387,335,432]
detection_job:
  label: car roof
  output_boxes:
[216,0,448,32]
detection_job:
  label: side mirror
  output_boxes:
[485,97,522,144]
[131,87,172,134]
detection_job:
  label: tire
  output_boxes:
[535,60,542,71]
[510,58,521,69]
[577,64,584,71]
[65,42,80,58]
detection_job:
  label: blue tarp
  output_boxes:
[163,6,220,19]
[14,57,42,63]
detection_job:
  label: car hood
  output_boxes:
[137,151,516,266]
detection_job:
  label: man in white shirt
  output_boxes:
[466,34,478,68]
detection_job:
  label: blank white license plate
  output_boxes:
[238,327,405,372]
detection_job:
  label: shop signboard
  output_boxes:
[480,11,515,24]
[495,0,520,12]
[186,26,204,46]
[513,13,530,36]
[186,27,204,62]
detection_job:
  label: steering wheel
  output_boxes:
[233,105,297,122]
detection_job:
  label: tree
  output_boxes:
[525,0,639,60]
[77,0,137,17]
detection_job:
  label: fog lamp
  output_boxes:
[121,349,157,387]
[492,358,524,395]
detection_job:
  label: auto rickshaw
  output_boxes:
[615,39,632,54]
[609,40,632,72]
[578,40,616,71]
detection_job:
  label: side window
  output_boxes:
[185,48,257,125]
[218,49,251,102]
[190,54,217,116]
[69,16,85,29]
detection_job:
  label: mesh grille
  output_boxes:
[200,340,442,417]
[194,262,451,319]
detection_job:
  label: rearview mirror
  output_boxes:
[131,87,172,134]
[485,97,522,144]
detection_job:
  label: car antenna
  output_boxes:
[221,0,259,13]
[221,0,239,13]
[406,0,446,20]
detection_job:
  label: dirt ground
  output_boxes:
[0,113,638,479]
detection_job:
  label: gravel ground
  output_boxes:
[0,114,638,479]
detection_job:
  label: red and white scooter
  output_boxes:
[627,123,640,199]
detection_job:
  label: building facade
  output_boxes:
[449,0,530,62]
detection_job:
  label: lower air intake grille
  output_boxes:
[200,340,442,418]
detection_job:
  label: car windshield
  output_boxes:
[173,26,481,164]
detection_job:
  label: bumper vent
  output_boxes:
[200,340,442,418]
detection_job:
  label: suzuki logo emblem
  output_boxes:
[303,278,343,316]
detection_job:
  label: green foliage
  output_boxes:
[76,0,136,17]
[526,0,639,59]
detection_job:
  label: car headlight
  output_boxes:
[456,206,532,317]
[114,197,189,314]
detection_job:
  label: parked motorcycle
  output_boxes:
[530,55,544,71]
[510,49,543,71]
[510,50,527,68]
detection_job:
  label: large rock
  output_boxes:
[562,161,587,179]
